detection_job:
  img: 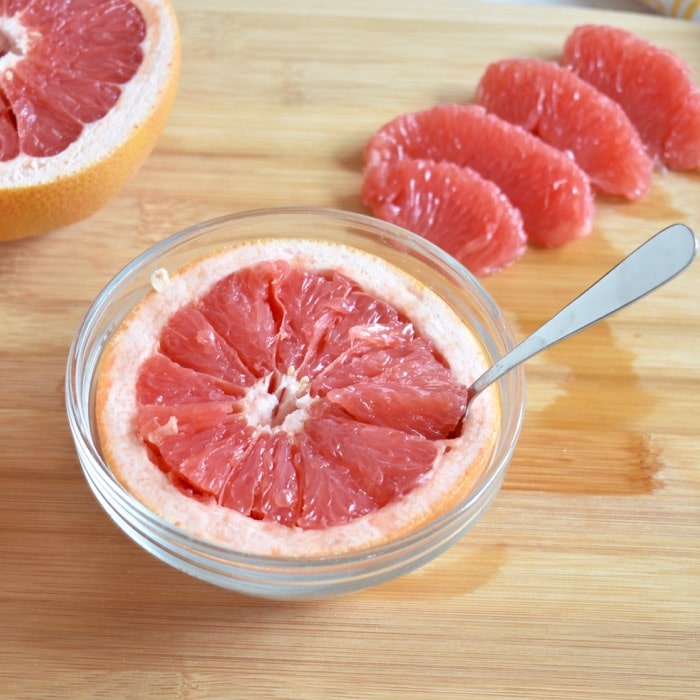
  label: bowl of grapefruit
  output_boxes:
[66,207,524,599]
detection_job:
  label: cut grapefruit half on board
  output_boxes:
[362,158,527,276]
[475,58,653,200]
[0,0,180,241]
[363,104,595,248]
[94,236,502,558]
[562,24,700,171]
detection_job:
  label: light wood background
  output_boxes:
[2,1,699,697]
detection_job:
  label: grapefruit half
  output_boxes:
[0,0,180,240]
[95,239,500,557]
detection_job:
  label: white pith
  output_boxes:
[0,16,32,71]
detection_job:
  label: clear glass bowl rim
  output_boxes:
[65,206,525,577]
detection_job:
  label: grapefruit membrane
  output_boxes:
[0,0,180,240]
[67,209,524,597]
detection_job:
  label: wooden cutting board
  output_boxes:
[2,1,699,697]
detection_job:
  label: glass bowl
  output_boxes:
[65,207,525,600]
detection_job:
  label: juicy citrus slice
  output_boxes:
[363,103,595,248]
[96,239,500,557]
[562,24,700,171]
[475,57,653,200]
[362,158,527,276]
[0,0,180,240]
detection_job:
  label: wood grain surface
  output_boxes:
[2,1,699,698]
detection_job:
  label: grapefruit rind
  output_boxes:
[96,239,500,558]
[0,0,181,240]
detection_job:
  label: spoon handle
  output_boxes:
[469,223,698,399]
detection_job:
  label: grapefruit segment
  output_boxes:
[249,433,301,526]
[218,432,301,525]
[362,158,527,276]
[311,322,418,393]
[200,263,281,376]
[13,60,123,124]
[327,378,464,440]
[155,419,253,498]
[475,57,653,200]
[23,0,148,46]
[32,41,146,84]
[136,354,246,406]
[272,267,355,372]
[296,435,377,530]
[137,401,244,446]
[319,332,467,439]
[268,264,407,379]
[304,407,438,508]
[160,307,256,388]
[299,288,404,377]
[1,69,83,157]
[562,24,700,171]
[364,104,595,247]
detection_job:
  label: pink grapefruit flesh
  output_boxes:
[362,158,527,276]
[136,260,466,529]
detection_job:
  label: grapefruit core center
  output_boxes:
[96,239,501,558]
[0,20,26,61]
[243,369,314,432]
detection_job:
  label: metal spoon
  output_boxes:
[465,223,698,414]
